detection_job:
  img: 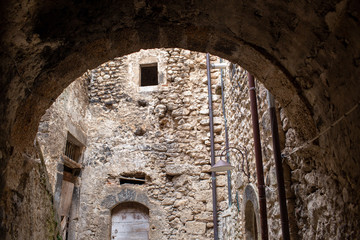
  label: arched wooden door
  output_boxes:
[111,202,150,240]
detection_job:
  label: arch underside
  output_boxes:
[7,0,352,146]
[3,0,358,149]
[1,0,359,239]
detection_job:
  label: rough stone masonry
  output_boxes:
[37,48,359,240]
[1,1,360,240]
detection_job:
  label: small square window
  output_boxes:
[64,133,83,163]
[140,64,158,86]
[65,140,81,162]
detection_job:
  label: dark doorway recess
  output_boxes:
[245,201,258,240]
[141,64,158,86]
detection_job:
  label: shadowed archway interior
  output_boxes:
[0,0,359,239]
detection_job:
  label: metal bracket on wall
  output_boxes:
[217,146,250,181]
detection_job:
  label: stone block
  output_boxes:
[200,119,210,126]
[180,209,194,223]
[195,212,213,221]
[213,117,222,125]
[173,175,189,188]
[194,190,212,202]
[154,104,167,118]
[185,221,206,235]
[216,175,227,187]
[172,108,190,116]
[165,164,186,176]
[162,198,175,206]
[174,199,188,208]
[101,195,116,208]
[201,165,211,173]
[200,108,209,115]
[152,144,167,152]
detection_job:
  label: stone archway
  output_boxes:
[7,0,332,148]
[243,184,260,240]
[1,1,360,239]
[3,2,359,201]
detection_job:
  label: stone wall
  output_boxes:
[0,146,59,240]
[37,49,234,239]
[2,2,360,240]
[36,48,290,240]
[36,48,360,240]
[36,78,89,239]
[218,64,283,239]
[37,79,89,193]
[281,105,360,239]
[218,59,360,239]
[79,48,231,240]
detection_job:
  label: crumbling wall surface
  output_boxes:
[37,79,89,192]
[77,48,229,240]
[282,108,360,239]
[218,66,283,240]
[219,63,360,239]
[1,1,360,240]
[36,78,89,239]
[0,147,59,240]
[35,48,360,240]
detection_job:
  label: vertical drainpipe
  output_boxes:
[247,73,269,240]
[206,53,219,240]
[219,58,232,207]
[267,91,290,240]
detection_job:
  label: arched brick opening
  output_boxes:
[1,0,359,239]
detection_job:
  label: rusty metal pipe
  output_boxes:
[267,91,290,240]
[206,53,219,240]
[248,73,268,240]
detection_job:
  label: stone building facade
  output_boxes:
[36,47,359,240]
[2,2,360,240]
[219,64,289,239]
[37,48,285,239]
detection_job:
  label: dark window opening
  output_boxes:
[63,165,80,177]
[64,165,73,173]
[65,140,81,162]
[120,175,146,185]
[141,64,158,86]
